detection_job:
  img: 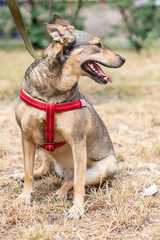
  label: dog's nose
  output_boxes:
[119,56,126,63]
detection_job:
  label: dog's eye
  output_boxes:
[95,42,102,49]
[67,39,76,49]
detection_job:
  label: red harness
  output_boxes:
[20,88,86,151]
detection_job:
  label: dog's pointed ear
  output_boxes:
[44,23,64,43]
[44,23,75,46]
[54,14,70,26]
[53,14,75,30]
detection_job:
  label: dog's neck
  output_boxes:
[22,45,82,104]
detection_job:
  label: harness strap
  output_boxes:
[20,89,86,152]
[45,104,55,151]
[20,89,86,112]
[40,142,67,151]
[40,103,66,151]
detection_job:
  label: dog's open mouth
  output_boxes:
[82,61,112,84]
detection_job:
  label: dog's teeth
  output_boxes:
[88,64,93,70]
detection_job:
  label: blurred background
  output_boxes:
[0,2,160,239]
[0,0,160,98]
[0,0,160,50]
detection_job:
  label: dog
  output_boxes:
[14,15,125,219]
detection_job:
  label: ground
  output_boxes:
[0,48,160,240]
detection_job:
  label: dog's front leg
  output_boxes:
[67,139,86,219]
[15,137,36,205]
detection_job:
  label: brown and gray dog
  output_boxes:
[14,15,125,219]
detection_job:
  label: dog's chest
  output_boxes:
[17,102,75,144]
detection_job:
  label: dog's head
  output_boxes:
[44,15,125,85]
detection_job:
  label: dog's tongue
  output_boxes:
[93,63,106,76]
[107,76,112,83]
[93,63,112,83]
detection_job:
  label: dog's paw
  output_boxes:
[10,173,24,181]
[55,189,67,201]
[13,194,31,206]
[67,205,84,220]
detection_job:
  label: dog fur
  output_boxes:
[14,15,125,219]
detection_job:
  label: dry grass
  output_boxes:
[0,48,160,240]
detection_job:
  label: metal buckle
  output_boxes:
[45,143,56,146]
[80,99,86,107]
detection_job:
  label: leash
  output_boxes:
[20,89,86,151]
[6,0,38,59]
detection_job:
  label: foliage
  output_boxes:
[25,1,85,48]
[0,1,85,48]
[108,0,160,50]
[0,2,18,38]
